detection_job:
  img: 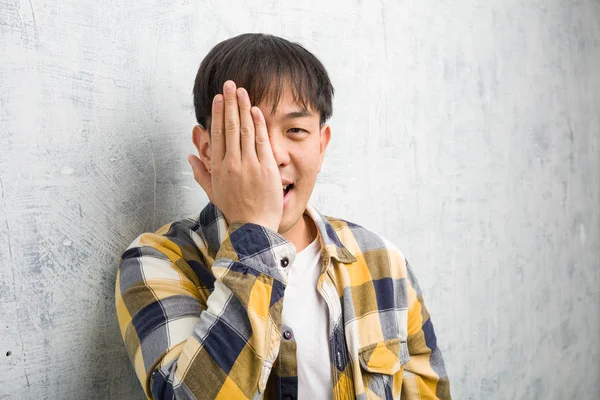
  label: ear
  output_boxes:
[192,125,211,172]
[317,124,331,173]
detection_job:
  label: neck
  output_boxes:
[283,213,316,253]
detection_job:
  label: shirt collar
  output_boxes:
[197,202,357,264]
[305,203,357,264]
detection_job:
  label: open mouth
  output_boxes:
[283,184,293,196]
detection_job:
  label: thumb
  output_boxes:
[187,154,212,199]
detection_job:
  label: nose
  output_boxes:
[269,130,291,167]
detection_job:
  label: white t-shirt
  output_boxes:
[281,236,333,399]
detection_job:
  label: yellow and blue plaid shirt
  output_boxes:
[115,202,451,399]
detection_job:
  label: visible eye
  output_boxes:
[288,128,307,134]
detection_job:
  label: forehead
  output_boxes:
[257,83,318,120]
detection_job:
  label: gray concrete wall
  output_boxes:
[1,0,598,399]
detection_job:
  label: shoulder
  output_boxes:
[123,216,206,257]
[118,216,214,291]
[119,216,209,285]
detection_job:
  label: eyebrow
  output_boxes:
[282,109,313,119]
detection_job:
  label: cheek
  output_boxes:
[297,141,323,168]
[294,152,320,179]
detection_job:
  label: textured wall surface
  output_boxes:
[1,0,599,399]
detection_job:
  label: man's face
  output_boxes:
[196,83,331,235]
[256,85,331,235]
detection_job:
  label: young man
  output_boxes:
[116,33,451,400]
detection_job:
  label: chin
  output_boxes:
[278,208,304,235]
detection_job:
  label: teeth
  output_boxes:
[283,184,289,190]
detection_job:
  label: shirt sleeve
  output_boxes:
[115,222,295,399]
[401,259,452,400]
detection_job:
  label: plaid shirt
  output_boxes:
[115,202,451,399]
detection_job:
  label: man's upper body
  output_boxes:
[116,202,450,399]
[115,33,451,399]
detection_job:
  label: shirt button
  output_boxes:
[283,330,293,340]
[280,257,289,268]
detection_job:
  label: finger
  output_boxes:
[251,106,274,164]
[223,80,241,160]
[187,154,213,199]
[210,94,225,163]
[237,87,257,162]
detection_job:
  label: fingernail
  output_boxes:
[236,87,246,100]
[251,106,261,120]
[213,95,222,104]
[224,81,235,94]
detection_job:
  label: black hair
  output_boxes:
[193,33,334,130]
